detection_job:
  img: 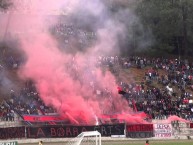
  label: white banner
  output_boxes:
[0,142,17,145]
[154,123,172,138]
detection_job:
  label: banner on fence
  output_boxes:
[0,127,25,140]
[0,141,18,145]
[26,124,125,138]
[154,123,172,138]
[94,124,124,136]
[126,124,154,138]
[127,124,153,132]
[127,131,154,138]
[23,115,64,122]
[190,123,193,128]
[177,123,193,135]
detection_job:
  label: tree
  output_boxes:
[136,0,193,57]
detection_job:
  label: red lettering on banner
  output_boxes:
[37,128,45,137]
[51,128,56,137]
[8,128,13,138]
[155,133,171,137]
[127,124,153,132]
[66,127,72,136]
[73,127,79,136]
[51,128,65,137]
[0,133,5,139]
[81,127,87,132]
[27,128,35,138]
[25,124,124,138]
[18,128,25,137]
[16,131,21,138]
[57,128,65,137]
[154,124,172,138]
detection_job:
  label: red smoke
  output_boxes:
[154,115,190,124]
[18,32,133,124]
[8,0,136,124]
[5,0,185,125]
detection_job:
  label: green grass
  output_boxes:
[101,140,193,145]
[21,139,193,145]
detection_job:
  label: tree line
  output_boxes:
[106,0,193,57]
[134,0,193,57]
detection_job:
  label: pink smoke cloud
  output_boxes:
[4,0,146,125]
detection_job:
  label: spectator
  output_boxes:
[38,141,43,145]
[145,140,149,145]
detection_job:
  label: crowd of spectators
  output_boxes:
[0,0,192,125]
[0,20,97,123]
[51,22,97,51]
[0,79,57,121]
[0,12,193,123]
[14,81,56,114]
[1,50,193,123]
[100,56,193,121]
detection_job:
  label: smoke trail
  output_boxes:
[7,0,146,124]
[0,68,16,96]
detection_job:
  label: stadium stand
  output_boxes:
[0,9,193,124]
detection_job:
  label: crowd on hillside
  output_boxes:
[51,22,97,51]
[103,56,193,120]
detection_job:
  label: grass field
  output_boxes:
[101,140,193,145]
[19,139,193,145]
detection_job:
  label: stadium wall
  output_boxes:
[0,122,193,140]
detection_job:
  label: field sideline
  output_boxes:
[15,139,193,145]
[101,140,193,145]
